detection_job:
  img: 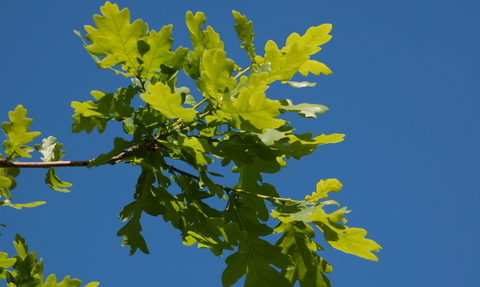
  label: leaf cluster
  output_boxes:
[0,234,99,287]
[1,106,70,208]
[0,2,381,286]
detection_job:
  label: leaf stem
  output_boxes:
[234,65,252,80]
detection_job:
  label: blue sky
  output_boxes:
[1,1,479,286]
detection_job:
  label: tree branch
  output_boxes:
[0,152,131,168]
[0,152,308,204]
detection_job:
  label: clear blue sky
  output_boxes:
[1,1,479,286]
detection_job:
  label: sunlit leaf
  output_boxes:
[285,81,316,88]
[219,72,285,132]
[2,105,41,159]
[139,25,176,78]
[0,252,16,268]
[310,208,381,261]
[201,49,236,100]
[5,201,47,209]
[299,60,332,76]
[232,10,256,61]
[280,99,329,118]
[140,82,197,122]
[84,1,144,76]
[305,179,343,202]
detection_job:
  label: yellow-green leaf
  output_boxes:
[0,252,16,268]
[301,24,333,47]
[305,179,343,202]
[310,208,381,261]
[232,10,255,61]
[139,25,176,78]
[185,11,207,47]
[6,201,47,209]
[2,105,41,159]
[299,60,332,76]
[265,40,310,82]
[200,49,236,100]
[219,73,285,132]
[84,1,144,76]
[140,82,196,122]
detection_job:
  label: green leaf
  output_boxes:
[280,99,328,118]
[138,25,176,78]
[182,201,238,256]
[117,168,154,255]
[177,136,212,166]
[71,113,108,134]
[84,1,144,76]
[252,129,288,146]
[309,208,382,261]
[274,221,332,287]
[236,164,281,222]
[0,175,12,189]
[222,234,293,287]
[232,11,256,61]
[88,137,132,167]
[219,72,285,132]
[140,82,197,122]
[0,168,20,200]
[305,179,343,202]
[71,86,137,134]
[45,168,72,193]
[277,133,345,160]
[34,136,66,162]
[2,105,41,159]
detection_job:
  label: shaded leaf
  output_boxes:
[88,137,132,167]
[117,168,154,255]
[0,167,20,200]
[274,221,332,287]
[222,234,293,287]
[45,168,72,193]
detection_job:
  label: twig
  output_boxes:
[0,152,131,168]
